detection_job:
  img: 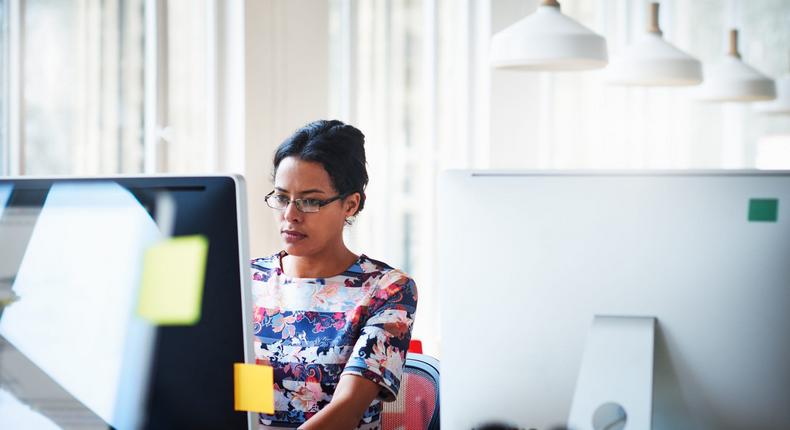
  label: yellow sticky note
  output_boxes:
[137,235,209,325]
[234,363,275,414]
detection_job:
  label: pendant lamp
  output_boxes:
[490,0,608,71]
[696,29,776,102]
[606,3,702,86]
[756,54,790,114]
[755,74,790,114]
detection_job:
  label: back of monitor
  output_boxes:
[438,170,790,430]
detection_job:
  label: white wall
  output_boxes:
[242,0,331,259]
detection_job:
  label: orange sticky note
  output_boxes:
[234,363,274,414]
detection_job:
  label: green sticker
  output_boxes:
[748,198,778,222]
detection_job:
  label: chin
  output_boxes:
[282,242,312,257]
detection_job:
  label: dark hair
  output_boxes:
[273,119,368,215]
[473,423,523,430]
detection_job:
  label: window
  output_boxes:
[329,0,790,356]
[756,134,790,169]
[0,1,7,175]
[3,0,215,176]
[23,0,144,175]
[154,0,213,173]
[332,0,425,279]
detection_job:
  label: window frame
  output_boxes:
[3,0,24,176]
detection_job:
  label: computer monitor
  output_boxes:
[0,175,254,430]
[438,170,790,430]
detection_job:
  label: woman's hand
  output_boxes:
[298,374,380,430]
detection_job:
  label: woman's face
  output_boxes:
[272,156,359,257]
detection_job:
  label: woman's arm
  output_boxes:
[298,374,380,430]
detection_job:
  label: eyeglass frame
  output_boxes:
[264,190,351,213]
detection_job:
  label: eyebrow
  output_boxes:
[274,187,327,196]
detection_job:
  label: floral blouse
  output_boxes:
[251,252,418,429]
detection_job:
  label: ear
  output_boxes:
[343,192,361,217]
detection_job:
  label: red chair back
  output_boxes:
[381,353,440,430]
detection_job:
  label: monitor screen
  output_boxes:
[438,170,790,430]
[0,176,254,430]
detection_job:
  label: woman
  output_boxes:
[250,120,418,430]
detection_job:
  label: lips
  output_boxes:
[281,229,307,244]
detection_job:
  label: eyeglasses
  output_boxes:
[264,191,348,213]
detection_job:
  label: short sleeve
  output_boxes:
[341,271,418,401]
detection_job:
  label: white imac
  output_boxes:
[438,170,790,430]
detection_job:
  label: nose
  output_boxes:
[283,199,302,223]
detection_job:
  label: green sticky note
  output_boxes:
[748,198,779,222]
[137,235,209,325]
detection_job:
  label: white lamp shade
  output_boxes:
[696,55,776,102]
[606,33,702,86]
[755,75,790,114]
[490,4,608,71]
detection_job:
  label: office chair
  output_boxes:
[381,353,440,430]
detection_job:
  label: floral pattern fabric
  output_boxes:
[251,252,417,429]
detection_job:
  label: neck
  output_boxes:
[282,242,358,278]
